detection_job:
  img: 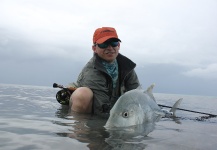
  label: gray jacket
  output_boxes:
[76,53,140,117]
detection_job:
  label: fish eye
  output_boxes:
[122,112,129,118]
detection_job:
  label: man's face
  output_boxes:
[92,39,120,63]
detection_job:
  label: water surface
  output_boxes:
[0,84,216,150]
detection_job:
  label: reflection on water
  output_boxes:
[55,106,156,150]
[0,84,217,150]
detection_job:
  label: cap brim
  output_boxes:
[96,36,121,44]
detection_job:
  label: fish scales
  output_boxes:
[105,84,182,128]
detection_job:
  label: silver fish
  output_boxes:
[105,84,182,128]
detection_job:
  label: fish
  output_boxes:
[105,84,182,128]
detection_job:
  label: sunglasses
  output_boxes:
[96,41,119,49]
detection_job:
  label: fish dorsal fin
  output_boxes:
[146,83,155,93]
[145,83,156,102]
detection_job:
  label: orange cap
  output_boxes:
[93,27,121,44]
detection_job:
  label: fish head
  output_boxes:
[105,90,144,128]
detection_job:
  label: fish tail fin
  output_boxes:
[170,98,183,116]
[146,83,156,102]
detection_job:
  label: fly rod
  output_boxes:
[159,104,217,117]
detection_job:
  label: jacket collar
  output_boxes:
[93,53,136,75]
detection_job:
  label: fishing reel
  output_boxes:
[56,89,72,105]
[53,83,76,105]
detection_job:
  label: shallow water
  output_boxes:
[0,84,217,150]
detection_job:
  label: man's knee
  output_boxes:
[70,87,93,113]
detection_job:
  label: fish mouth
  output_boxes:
[104,125,119,129]
[104,123,112,128]
[104,122,117,128]
[105,121,129,128]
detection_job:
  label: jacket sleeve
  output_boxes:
[76,68,111,116]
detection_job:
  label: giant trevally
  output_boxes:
[105,84,182,128]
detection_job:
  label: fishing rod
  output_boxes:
[53,83,64,89]
[53,83,77,91]
[159,104,217,117]
[53,83,217,117]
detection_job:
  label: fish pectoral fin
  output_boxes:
[170,98,183,116]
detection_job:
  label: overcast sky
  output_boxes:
[0,0,217,96]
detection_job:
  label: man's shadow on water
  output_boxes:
[54,105,155,150]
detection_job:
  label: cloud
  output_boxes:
[183,64,217,80]
[0,0,217,96]
[0,28,93,64]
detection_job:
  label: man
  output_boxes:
[70,27,140,117]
